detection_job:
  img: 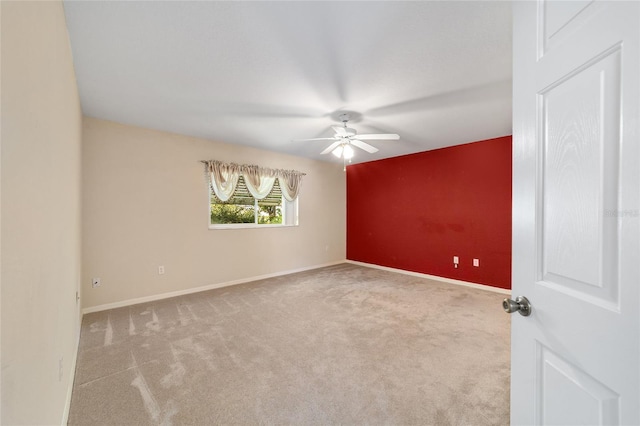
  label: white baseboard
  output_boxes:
[346,260,511,295]
[82,259,510,315]
[82,260,346,314]
[71,258,506,423]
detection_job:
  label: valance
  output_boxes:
[205,160,305,202]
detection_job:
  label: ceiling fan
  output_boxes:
[295,112,400,162]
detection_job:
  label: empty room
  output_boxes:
[2,1,639,425]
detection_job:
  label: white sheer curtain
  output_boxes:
[206,160,305,201]
[243,165,277,200]
[278,170,304,201]
[207,161,241,202]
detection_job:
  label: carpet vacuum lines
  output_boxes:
[68,263,510,425]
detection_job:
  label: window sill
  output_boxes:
[209,223,299,230]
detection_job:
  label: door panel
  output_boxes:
[512,1,639,424]
[540,1,600,57]
[539,46,620,308]
[537,343,619,425]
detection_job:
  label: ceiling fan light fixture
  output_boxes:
[342,144,354,159]
[295,111,399,160]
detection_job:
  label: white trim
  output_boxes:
[82,259,510,314]
[71,260,508,421]
[209,223,298,230]
[82,260,345,314]
[346,260,512,295]
[208,180,299,230]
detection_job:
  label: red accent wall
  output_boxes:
[347,136,512,289]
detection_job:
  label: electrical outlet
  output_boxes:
[453,256,459,263]
[473,258,480,267]
[92,278,101,288]
[158,265,165,275]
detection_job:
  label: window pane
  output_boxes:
[210,204,255,224]
[257,179,282,224]
[210,176,287,225]
[257,202,282,224]
[210,176,255,224]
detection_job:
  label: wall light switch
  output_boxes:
[158,265,165,275]
[453,256,459,264]
[473,259,479,267]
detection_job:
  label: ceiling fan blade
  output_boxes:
[351,140,379,153]
[320,141,342,155]
[292,137,338,142]
[332,126,348,136]
[356,134,400,140]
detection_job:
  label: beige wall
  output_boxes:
[82,117,346,309]
[1,1,83,424]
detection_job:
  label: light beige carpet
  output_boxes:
[68,263,510,425]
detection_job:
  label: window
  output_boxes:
[205,160,304,229]
[209,176,298,228]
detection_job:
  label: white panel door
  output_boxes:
[512,1,639,424]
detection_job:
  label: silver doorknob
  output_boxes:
[503,296,532,316]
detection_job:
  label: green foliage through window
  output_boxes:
[210,204,255,224]
[210,176,284,225]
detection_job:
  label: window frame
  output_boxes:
[208,176,299,230]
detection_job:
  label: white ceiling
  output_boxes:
[63,1,512,164]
